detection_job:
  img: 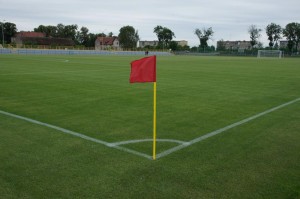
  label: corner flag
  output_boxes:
[130,56,156,83]
[130,55,157,160]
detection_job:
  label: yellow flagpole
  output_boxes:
[153,82,157,160]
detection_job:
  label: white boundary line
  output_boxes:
[111,139,188,146]
[0,110,109,146]
[0,97,299,160]
[0,110,151,160]
[156,97,300,159]
[0,70,104,76]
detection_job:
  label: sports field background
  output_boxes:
[0,54,299,198]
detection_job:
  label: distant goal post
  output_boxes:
[257,50,283,58]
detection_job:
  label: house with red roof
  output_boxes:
[11,31,75,47]
[95,36,120,50]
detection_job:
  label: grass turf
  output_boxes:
[0,54,299,198]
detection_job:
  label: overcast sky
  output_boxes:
[1,0,300,47]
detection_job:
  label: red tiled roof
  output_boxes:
[96,36,118,45]
[20,37,75,46]
[16,32,46,38]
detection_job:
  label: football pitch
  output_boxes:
[0,54,299,198]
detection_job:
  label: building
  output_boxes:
[279,40,288,48]
[138,40,159,48]
[279,40,300,49]
[95,36,120,50]
[11,32,45,45]
[176,40,188,47]
[138,40,188,48]
[217,40,251,50]
[11,31,75,47]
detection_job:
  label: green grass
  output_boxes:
[0,54,299,198]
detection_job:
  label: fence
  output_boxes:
[0,48,172,56]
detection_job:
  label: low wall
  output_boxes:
[0,48,172,56]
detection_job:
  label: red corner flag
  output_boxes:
[130,55,156,83]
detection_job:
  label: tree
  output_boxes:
[266,23,282,49]
[55,23,78,40]
[0,22,17,45]
[118,25,139,49]
[169,41,178,51]
[63,24,78,40]
[217,39,226,51]
[194,27,214,51]
[153,25,175,49]
[56,23,65,38]
[108,32,114,37]
[190,46,198,52]
[76,26,89,45]
[283,22,300,53]
[34,24,78,40]
[34,25,47,34]
[248,25,262,48]
[85,33,98,47]
[34,25,57,37]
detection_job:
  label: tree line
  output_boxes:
[247,23,300,53]
[0,21,299,53]
[197,23,300,53]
